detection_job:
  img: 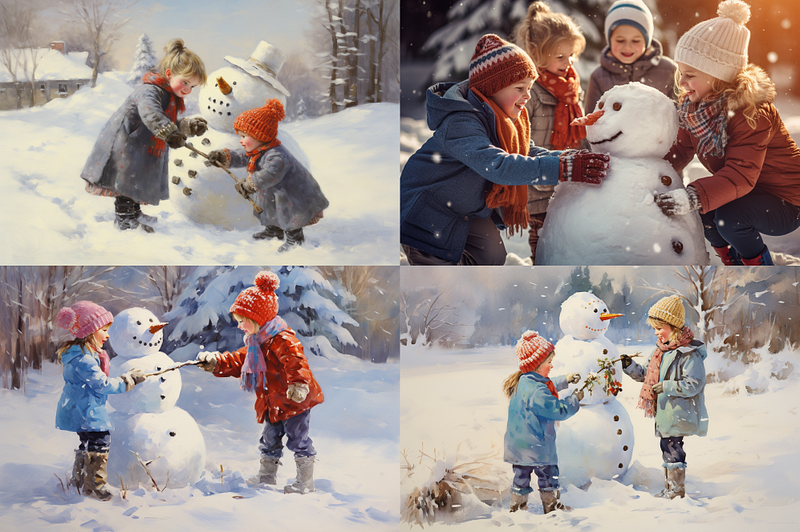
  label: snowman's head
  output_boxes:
[198,66,288,132]
[559,292,622,340]
[108,307,167,359]
[586,82,678,159]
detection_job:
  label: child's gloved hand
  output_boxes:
[572,388,584,402]
[651,382,664,395]
[180,117,208,137]
[120,369,146,391]
[654,186,702,216]
[286,383,309,403]
[558,149,610,184]
[566,373,581,384]
[197,351,219,372]
[207,149,230,168]
[235,178,257,198]
[165,130,187,149]
[620,354,633,369]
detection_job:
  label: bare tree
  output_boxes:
[0,2,43,108]
[61,0,137,87]
[365,0,396,103]
[400,291,467,348]
[144,266,193,316]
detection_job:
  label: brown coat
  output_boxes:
[667,66,800,213]
[214,330,324,424]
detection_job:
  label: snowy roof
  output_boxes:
[0,48,92,83]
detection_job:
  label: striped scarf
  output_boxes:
[246,139,281,174]
[240,316,289,392]
[536,65,586,150]
[472,87,530,235]
[637,326,695,418]
[677,94,729,159]
[142,71,185,157]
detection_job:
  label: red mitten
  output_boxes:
[559,149,610,184]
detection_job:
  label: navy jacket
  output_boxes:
[400,81,563,262]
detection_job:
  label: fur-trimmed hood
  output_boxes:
[728,64,776,112]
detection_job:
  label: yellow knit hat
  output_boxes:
[647,295,685,329]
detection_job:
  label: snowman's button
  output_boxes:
[169,431,176,437]
[614,415,619,421]
[201,138,211,146]
[160,395,166,400]
[183,187,192,195]
[660,175,672,186]
[616,429,622,435]
[172,176,181,184]
[174,159,183,167]
[672,240,684,254]
[618,463,623,468]
[623,445,629,451]
[188,170,197,178]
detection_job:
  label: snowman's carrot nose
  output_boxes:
[217,76,232,95]
[571,110,604,127]
[600,312,623,321]
[149,322,168,334]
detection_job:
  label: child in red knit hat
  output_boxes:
[197,270,324,494]
[208,100,329,252]
[502,330,582,514]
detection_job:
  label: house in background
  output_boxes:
[0,41,92,110]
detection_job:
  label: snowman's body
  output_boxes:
[168,44,309,230]
[537,82,709,265]
[550,293,634,487]
[106,308,206,489]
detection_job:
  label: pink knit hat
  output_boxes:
[229,271,280,327]
[516,330,555,373]
[57,301,113,340]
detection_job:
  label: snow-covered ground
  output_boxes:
[401,345,800,531]
[1,72,399,265]
[400,93,800,266]
[0,352,399,531]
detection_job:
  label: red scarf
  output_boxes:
[637,326,695,417]
[472,88,530,235]
[142,71,185,157]
[246,139,281,174]
[536,66,586,150]
[544,378,559,398]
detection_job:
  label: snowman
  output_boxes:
[536,82,709,265]
[106,308,206,489]
[169,41,308,230]
[550,292,635,488]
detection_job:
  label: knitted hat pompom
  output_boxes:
[57,307,78,332]
[233,98,286,142]
[229,270,280,327]
[718,0,750,25]
[254,270,280,292]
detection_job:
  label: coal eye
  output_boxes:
[598,102,604,109]
[136,321,141,325]
[613,102,621,111]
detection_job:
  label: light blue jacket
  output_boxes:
[55,345,128,433]
[400,80,563,262]
[504,373,580,466]
[625,341,708,438]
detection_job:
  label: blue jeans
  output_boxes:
[77,431,111,453]
[511,464,560,495]
[660,436,686,469]
[259,409,316,459]
[700,191,800,259]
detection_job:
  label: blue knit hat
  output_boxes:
[605,0,654,49]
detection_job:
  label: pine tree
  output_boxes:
[127,33,157,86]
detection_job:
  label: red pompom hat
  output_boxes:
[516,330,555,374]
[229,271,280,327]
[57,301,113,340]
[233,99,285,142]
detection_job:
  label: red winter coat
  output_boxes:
[213,330,324,424]
[667,65,800,213]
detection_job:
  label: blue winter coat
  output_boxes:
[228,144,329,231]
[624,341,709,438]
[55,345,128,433]
[400,80,563,262]
[504,373,580,467]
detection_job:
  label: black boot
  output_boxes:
[114,196,154,233]
[253,225,285,241]
[278,228,304,253]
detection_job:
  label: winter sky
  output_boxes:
[42,0,316,72]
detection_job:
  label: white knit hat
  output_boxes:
[674,0,751,82]
[604,0,654,49]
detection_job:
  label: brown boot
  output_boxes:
[70,450,86,492]
[540,489,571,514]
[510,492,528,512]
[656,467,686,499]
[84,451,113,501]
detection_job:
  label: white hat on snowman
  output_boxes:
[225,41,290,97]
